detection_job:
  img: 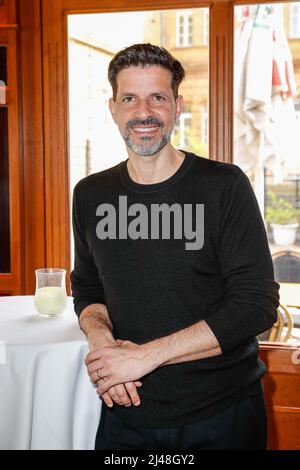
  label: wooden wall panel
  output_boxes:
[210,1,233,163]
[0,0,7,23]
[267,407,300,450]
[260,345,300,450]
[0,3,22,295]
[42,0,71,282]
[19,0,46,293]
[0,0,16,26]
[7,27,21,293]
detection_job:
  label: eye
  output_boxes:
[122,96,135,103]
[152,94,166,102]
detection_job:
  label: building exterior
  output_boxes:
[144,9,209,157]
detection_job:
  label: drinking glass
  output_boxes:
[34,268,67,317]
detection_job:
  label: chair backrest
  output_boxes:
[268,303,294,342]
[272,250,300,283]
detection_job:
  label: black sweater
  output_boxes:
[70,152,279,428]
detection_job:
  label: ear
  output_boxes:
[175,95,183,123]
[109,98,116,123]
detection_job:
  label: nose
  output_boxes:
[134,99,153,120]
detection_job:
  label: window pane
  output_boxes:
[68,8,209,267]
[67,10,209,182]
[0,46,7,105]
[0,107,10,273]
[290,3,300,38]
[234,3,300,344]
[0,46,7,83]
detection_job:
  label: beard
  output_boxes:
[122,116,174,157]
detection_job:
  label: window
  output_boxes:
[68,8,209,267]
[0,107,10,272]
[201,106,208,147]
[290,2,300,38]
[176,10,193,47]
[0,46,6,104]
[0,44,9,273]
[234,3,300,345]
[202,10,209,46]
[178,109,192,148]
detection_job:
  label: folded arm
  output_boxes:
[79,303,142,408]
[86,319,222,395]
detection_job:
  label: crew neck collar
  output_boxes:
[119,151,195,193]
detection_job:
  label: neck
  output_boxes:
[126,144,185,185]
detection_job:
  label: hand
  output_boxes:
[86,337,143,407]
[95,340,142,407]
[96,378,143,408]
[85,338,158,395]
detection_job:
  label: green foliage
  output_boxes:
[171,128,208,157]
[265,191,298,225]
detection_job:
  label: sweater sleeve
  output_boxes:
[70,184,106,318]
[204,168,280,354]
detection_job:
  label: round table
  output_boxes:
[0,296,101,450]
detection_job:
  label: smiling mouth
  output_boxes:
[131,126,159,134]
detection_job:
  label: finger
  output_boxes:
[97,377,116,395]
[125,382,141,407]
[90,368,104,383]
[85,351,100,366]
[101,385,127,407]
[93,372,105,384]
[96,379,124,407]
[85,348,107,365]
[134,381,143,387]
[114,384,132,407]
[91,373,97,385]
[101,391,114,408]
[86,356,102,373]
[87,362,106,378]
[107,387,124,406]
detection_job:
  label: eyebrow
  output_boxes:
[120,93,136,97]
[120,91,171,97]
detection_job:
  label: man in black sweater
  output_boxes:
[70,43,279,450]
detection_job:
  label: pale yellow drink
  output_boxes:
[34,286,67,317]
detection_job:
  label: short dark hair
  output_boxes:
[108,43,185,100]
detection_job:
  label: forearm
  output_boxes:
[79,303,116,348]
[80,304,143,407]
[91,321,222,395]
[142,320,222,367]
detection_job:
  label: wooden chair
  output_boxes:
[272,250,300,283]
[268,304,294,342]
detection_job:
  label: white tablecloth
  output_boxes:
[0,296,101,450]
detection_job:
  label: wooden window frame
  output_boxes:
[39,0,234,285]
[0,23,21,294]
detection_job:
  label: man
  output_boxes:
[70,43,279,450]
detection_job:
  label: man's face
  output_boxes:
[109,66,183,157]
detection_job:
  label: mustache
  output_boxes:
[127,117,164,128]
